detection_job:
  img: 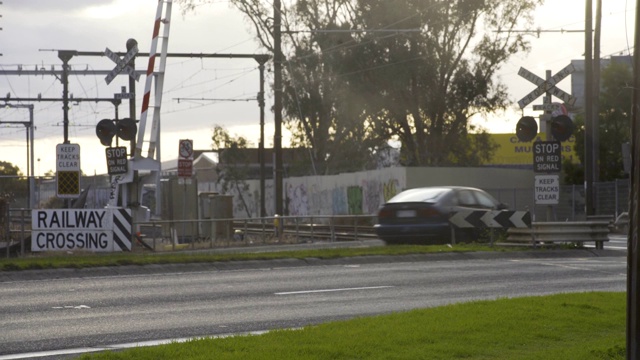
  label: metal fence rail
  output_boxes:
[488,179,629,222]
[135,215,378,252]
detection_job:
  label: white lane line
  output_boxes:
[275,286,394,296]
[0,331,274,360]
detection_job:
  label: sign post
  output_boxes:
[177,139,194,242]
[518,65,576,223]
[178,139,194,180]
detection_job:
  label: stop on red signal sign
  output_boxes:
[533,141,561,173]
[105,146,128,175]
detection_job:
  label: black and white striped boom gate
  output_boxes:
[32,208,132,252]
[449,210,531,229]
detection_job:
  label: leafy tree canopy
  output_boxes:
[564,60,632,184]
[178,0,543,172]
[0,161,21,176]
[211,124,253,216]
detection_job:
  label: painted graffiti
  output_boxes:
[347,186,363,215]
[286,183,309,216]
[383,178,400,202]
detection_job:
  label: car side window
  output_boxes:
[474,191,498,209]
[458,190,477,206]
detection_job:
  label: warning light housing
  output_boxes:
[515,116,538,142]
[117,118,137,141]
[550,115,574,142]
[96,119,116,146]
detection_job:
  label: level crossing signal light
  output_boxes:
[515,116,538,142]
[515,115,574,142]
[549,115,574,142]
[96,118,137,146]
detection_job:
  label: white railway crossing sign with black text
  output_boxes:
[104,45,140,85]
[517,64,577,109]
[535,174,560,205]
[31,208,132,252]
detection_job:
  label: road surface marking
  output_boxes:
[275,286,393,295]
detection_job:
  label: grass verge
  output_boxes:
[0,243,522,271]
[80,292,625,360]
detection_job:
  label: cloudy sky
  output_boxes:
[0,0,635,176]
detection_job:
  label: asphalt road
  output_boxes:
[606,234,628,251]
[0,249,627,359]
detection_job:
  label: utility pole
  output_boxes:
[628,2,640,359]
[274,0,284,217]
[58,51,74,145]
[256,55,270,218]
[584,0,595,217]
[0,104,34,209]
[593,0,602,187]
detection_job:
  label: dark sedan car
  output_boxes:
[374,186,507,245]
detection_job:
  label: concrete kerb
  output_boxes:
[0,248,624,283]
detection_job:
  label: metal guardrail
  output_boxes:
[505,221,611,249]
[135,215,379,252]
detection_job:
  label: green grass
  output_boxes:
[79,292,626,360]
[0,243,521,271]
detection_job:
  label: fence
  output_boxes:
[133,214,378,252]
[0,175,631,257]
[488,178,629,222]
[0,175,631,219]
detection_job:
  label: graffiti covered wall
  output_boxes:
[219,166,533,218]
[231,167,406,217]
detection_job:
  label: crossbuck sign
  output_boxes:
[104,45,140,85]
[517,64,577,109]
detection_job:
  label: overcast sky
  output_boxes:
[0,0,635,176]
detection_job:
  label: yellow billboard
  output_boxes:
[485,134,579,166]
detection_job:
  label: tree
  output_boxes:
[564,60,632,184]
[344,0,540,166]
[0,161,21,176]
[0,161,23,201]
[211,125,254,217]
[178,0,541,169]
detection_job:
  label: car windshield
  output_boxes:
[388,188,448,203]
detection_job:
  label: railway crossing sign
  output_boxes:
[104,45,140,85]
[32,208,132,252]
[114,86,133,100]
[517,64,577,109]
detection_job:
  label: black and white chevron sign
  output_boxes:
[449,210,531,229]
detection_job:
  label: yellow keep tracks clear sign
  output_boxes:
[482,133,578,166]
